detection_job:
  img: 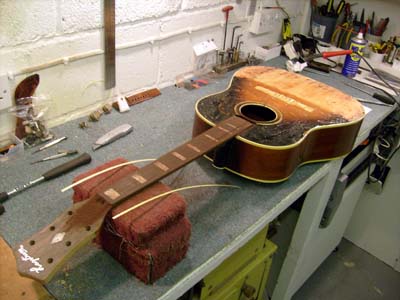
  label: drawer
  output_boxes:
[201,239,277,300]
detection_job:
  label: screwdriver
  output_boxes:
[344,82,395,105]
[31,150,78,164]
[0,153,91,214]
[32,136,67,154]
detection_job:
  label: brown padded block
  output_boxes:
[72,158,191,283]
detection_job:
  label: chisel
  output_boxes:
[0,153,92,214]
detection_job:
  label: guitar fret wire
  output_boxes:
[112,184,241,220]
[61,159,155,193]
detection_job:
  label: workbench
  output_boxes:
[0,57,396,300]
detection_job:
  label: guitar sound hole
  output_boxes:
[239,103,278,124]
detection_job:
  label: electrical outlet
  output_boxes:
[0,75,12,111]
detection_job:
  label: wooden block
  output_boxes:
[112,88,161,111]
[213,60,247,73]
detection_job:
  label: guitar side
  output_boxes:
[192,66,365,182]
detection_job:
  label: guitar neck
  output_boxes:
[98,115,252,206]
[15,115,252,283]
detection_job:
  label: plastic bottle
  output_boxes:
[342,32,367,77]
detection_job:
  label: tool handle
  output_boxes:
[0,192,9,204]
[335,0,345,15]
[322,50,352,58]
[222,5,233,20]
[326,0,334,13]
[43,153,92,180]
[373,93,395,105]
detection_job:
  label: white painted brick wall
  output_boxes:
[60,0,103,33]
[0,0,57,47]
[116,0,182,24]
[181,0,231,10]
[0,0,309,136]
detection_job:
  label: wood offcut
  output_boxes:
[112,88,161,111]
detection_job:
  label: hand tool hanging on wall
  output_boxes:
[282,18,292,41]
[0,153,92,214]
[104,0,116,89]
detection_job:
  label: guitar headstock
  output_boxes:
[14,196,111,283]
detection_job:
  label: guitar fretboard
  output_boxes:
[98,115,252,206]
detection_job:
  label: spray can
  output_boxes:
[342,32,367,77]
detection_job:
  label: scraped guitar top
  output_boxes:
[193,66,365,182]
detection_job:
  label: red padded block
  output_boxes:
[72,158,191,283]
[107,182,187,247]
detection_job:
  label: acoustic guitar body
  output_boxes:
[193,66,365,182]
